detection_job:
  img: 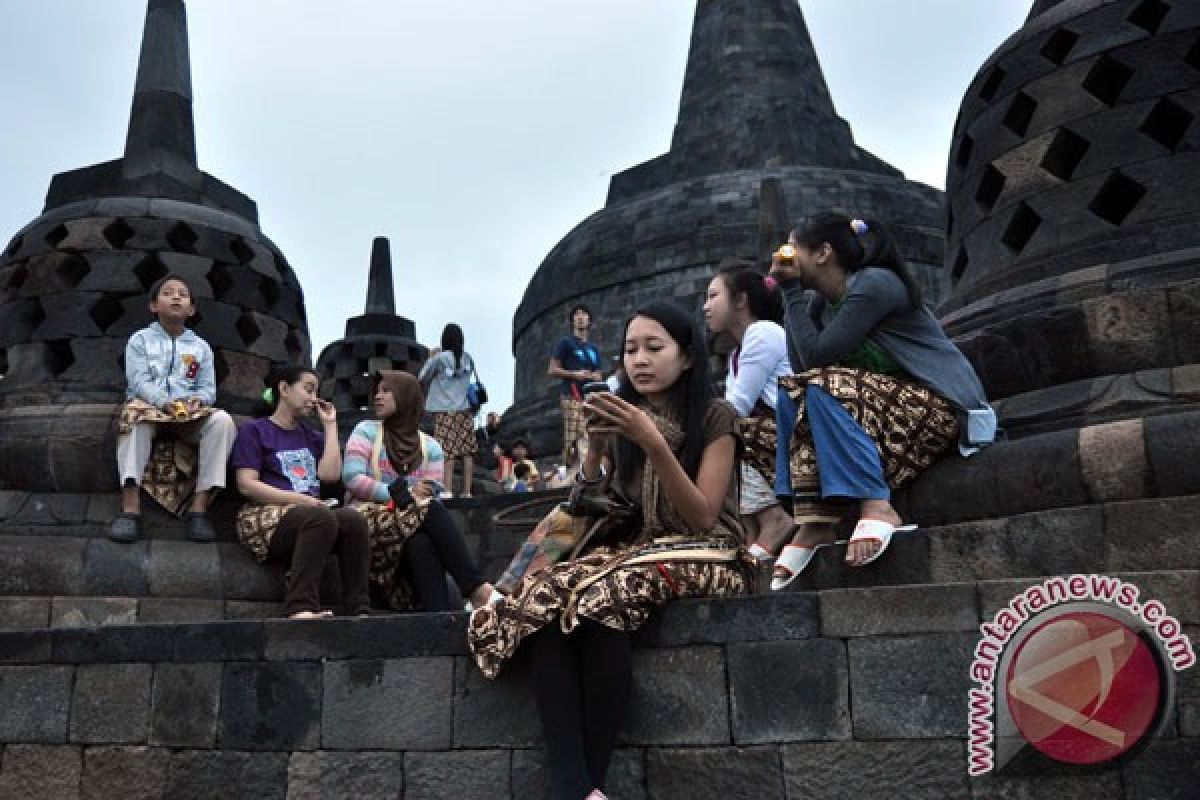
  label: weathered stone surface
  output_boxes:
[821,584,979,637]
[219,662,321,751]
[727,639,849,744]
[635,593,818,646]
[1144,409,1200,498]
[165,751,288,800]
[147,540,220,597]
[1105,495,1200,572]
[0,597,50,629]
[0,631,52,663]
[150,663,220,747]
[80,746,169,800]
[403,750,509,800]
[623,646,728,746]
[453,654,541,748]
[137,597,223,623]
[82,539,149,596]
[645,746,782,800]
[70,663,152,744]
[0,744,82,800]
[782,740,968,799]
[264,613,467,661]
[171,619,263,661]
[286,751,404,800]
[929,508,1103,584]
[322,657,452,750]
[0,536,86,595]
[50,597,138,629]
[1078,418,1150,502]
[1120,738,1200,799]
[848,634,976,738]
[0,666,73,742]
[217,542,283,602]
[52,624,174,663]
[510,748,645,800]
[969,770,1122,800]
[978,571,1200,625]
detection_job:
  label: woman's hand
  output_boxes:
[315,399,337,427]
[583,392,663,451]
[298,493,326,508]
[411,480,435,501]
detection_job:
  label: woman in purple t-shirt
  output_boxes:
[230,365,370,619]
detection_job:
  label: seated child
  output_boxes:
[111,274,236,543]
[511,462,533,493]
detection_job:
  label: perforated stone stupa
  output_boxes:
[504,0,946,456]
[0,0,310,495]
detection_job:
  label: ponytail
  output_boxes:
[793,213,922,309]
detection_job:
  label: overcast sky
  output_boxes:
[0,1,1031,412]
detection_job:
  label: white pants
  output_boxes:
[739,462,780,516]
[116,410,237,492]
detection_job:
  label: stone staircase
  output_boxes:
[1,419,1198,798]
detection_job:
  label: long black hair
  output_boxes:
[441,323,465,371]
[613,300,714,481]
[716,263,783,323]
[793,212,923,309]
[253,363,318,417]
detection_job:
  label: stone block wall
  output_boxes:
[0,591,1194,799]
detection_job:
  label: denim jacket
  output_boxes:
[124,322,217,408]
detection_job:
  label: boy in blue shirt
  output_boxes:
[547,303,603,468]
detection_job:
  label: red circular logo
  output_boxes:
[1006,611,1162,765]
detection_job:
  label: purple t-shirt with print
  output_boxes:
[230,417,326,498]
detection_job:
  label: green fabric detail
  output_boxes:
[831,298,903,375]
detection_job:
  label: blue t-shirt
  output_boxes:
[552,335,602,399]
[230,417,326,498]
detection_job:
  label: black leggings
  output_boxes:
[530,620,632,800]
[268,505,370,616]
[400,500,486,611]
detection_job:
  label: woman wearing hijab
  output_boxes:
[343,371,499,611]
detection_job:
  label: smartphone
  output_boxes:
[581,381,611,396]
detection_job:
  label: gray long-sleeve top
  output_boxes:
[781,268,997,452]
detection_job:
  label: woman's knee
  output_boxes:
[332,508,368,539]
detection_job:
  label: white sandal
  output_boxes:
[846,518,917,566]
[769,544,818,590]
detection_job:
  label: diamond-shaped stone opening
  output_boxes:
[374,342,389,358]
[951,245,969,283]
[166,222,199,254]
[235,313,262,346]
[102,219,134,249]
[133,253,168,291]
[975,165,1006,211]
[1088,171,1147,226]
[88,294,125,332]
[1002,202,1042,253]
[1002,92,1037,137]
[207,263,233,299]
[5,264,28,291]
[1139,97,1193,151]
[979,65,1006,102]
[1187,36,1200,71]
[1127,0,1170,33]
[4,235,23,258]
[408,345,423,361]
[259,276,281,306]
[1040,28,1080,65]
[1041,128,1091,180]
[27,301,47,335]
[356,358,370,376]
[45,224,68,249]
[0,348,7,380]
[55,254,90,288]
[230,237,254,265]
[1082,55,1134,107]
[213,349,229,387]
[46,340,75,377]
[955,135,974,169]
[285,329,305,361]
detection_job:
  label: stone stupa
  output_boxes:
[503,0,946,456]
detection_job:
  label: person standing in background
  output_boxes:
[548,303,603,470]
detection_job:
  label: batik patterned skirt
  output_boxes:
[468,536,752,679]
[355,501,429,611]
[779,366,959,524]
[432,411,478,458]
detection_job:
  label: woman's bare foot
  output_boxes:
[752,504,795,557]
[846,499,902,565]
[287,610,333,620]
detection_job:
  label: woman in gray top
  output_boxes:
[768,212,996,587]
[418,323,480,498]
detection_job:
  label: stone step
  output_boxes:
[0,595,277,630]
[0,589,1194,799]
[790,492,1200,592]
